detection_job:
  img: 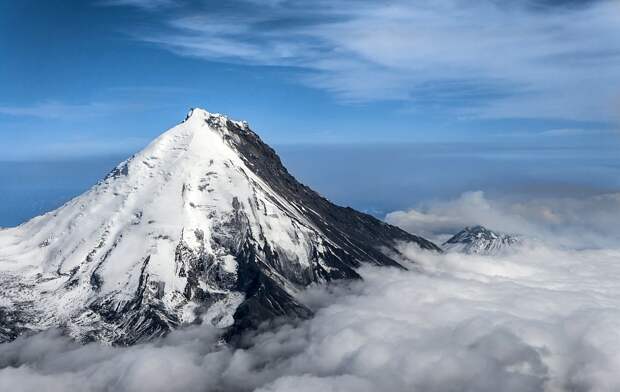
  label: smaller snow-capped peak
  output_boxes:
[442,225,521,255]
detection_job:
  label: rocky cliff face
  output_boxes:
[0,108,439,345]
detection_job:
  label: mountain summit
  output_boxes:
[442,225,521,255]
[0,108,439,344]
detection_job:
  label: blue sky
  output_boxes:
[1,0,619,160]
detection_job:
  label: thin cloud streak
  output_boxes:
[0,136,150,161]
[0,101,140,121]
[98,0,178,10]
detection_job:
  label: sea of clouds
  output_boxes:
[2,191,620,392]
[386,190,620,248]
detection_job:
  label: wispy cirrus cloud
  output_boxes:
[0,101,139,121]
[97,0,178,10]
[0,136,150,161]
[106,0,620,123]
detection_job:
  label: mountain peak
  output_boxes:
[0,109,440,344]
[460,225,499,239]
[121,108,258,181]
[465,225,487,231]
[184,107,249,132]
[185,107,223,121]
[443,225,521,255]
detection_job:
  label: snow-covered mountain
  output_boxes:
[0,108,439,344]
[442,225,521,255]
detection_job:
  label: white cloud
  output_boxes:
[119,0,620,122]
[3,189,620,390]
[0,130,150,161]
[539,128,602,137]
[3,239,620,391]
[385,190,620,248]
[4,137,150,160]
[2,165,620,391]
[98,0,177,10]
[0,101,137,121]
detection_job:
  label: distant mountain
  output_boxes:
[0,108,440,345]
[442,225,521,255]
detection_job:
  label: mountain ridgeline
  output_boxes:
[0,109,439,345]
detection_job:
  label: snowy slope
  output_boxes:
[0,109,439,344]
[442,225,521,255]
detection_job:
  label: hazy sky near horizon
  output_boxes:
[1,0,620,159]
[2,142,620,227]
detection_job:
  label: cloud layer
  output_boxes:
[3,189,620,391]
[386,190,620,247]
[2,243,620,391]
